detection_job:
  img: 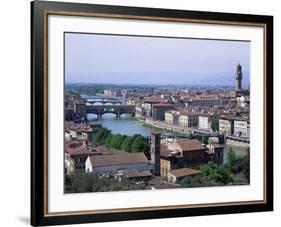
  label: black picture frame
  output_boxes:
[31,0,273,226]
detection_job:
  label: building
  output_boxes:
[151,132,161,176]
[235,63,243,91]
[206,143,224,164]
[168,168,201,184]
[178,111,199,128]
[74,100,86,117]
[116,169,152,182]
[151,104,174,121]
[143,100,164,117]
[165,110,180,125]
[160,144,181,176]
[198,114,211,130]
[147,176,180,189]
[174,139,208,164]
[104,89,121,97]
[65,107,74,121]
[65,140,94,170]
[219,116,234,135]
[89,122,102,132]
[185,96,220,108]
[85,152,152,174]
[234,118,250,138]
[64,152,75,174]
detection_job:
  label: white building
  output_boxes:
[198,114,211,130]
[234,119,250,138]
[165,110,180,125]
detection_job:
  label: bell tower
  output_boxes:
[151,132,161,176]
[235,63,243,91]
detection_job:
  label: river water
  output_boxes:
[87,113,248,163]
[87,113,153,136]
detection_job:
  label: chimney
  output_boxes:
[151,132,161,176]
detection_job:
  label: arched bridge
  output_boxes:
[74,102,135,119]
[85,100,122,105]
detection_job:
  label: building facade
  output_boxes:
[234,119,249,138]
[151,104,174,121]
[165,110,180,125]
[198,114,211,130]
[178,112,199,128]
[219,117,234,135]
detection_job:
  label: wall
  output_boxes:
[0,0,280,226]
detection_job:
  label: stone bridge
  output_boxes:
[74,102,135,119]
[85,100,122,105]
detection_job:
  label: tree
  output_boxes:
[64,171,143,193]
[93,128,111,145]
[121,136,132,152]
[108,134,125,150]
[227,147,237,167]
[211,114,219,132]
[131,136,149,152]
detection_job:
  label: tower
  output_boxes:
[151,132,161,176]
[235,63,243,91]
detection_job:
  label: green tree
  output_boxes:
[211,114,219,132]
[131,136,149,152]
[121,136,132,152]
[227,147,237,167]
[93,128,111,145]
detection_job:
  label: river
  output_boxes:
[87,113,248,163]
[87,113,153,136]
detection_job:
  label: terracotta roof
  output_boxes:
[65,141,92,156]
[169,168,201,177]
[176,139,207,152]
[180,111,200,116]
[89,153,148,167]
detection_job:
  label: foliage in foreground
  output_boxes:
[179,147,250,188]
[65,171,143,193]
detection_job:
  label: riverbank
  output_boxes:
[130,116,188,136]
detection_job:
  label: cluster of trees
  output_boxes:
[180,147,250,188]
[93,128,150,154]
[65,171,143,193]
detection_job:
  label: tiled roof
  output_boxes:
[89,152,148,167]
[169,168,201,177]
[176,139,207,152]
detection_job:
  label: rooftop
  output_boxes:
[176,139,207,152]
[122,169,152,178]
[89,152,148,167]
[169,168,201,177]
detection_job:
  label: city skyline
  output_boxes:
[65,33,250,86]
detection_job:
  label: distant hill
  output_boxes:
[66,70,250,88]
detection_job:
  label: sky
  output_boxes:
[65,33,250,87]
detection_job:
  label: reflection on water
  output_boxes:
[87,113,152,137]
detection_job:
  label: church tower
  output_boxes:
[235,63,243,91]
[151,132,161,176]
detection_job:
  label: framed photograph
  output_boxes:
[31,0,273,226]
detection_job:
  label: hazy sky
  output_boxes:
[65,33,250,86]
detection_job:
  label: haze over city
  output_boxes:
[65,33,250,87]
